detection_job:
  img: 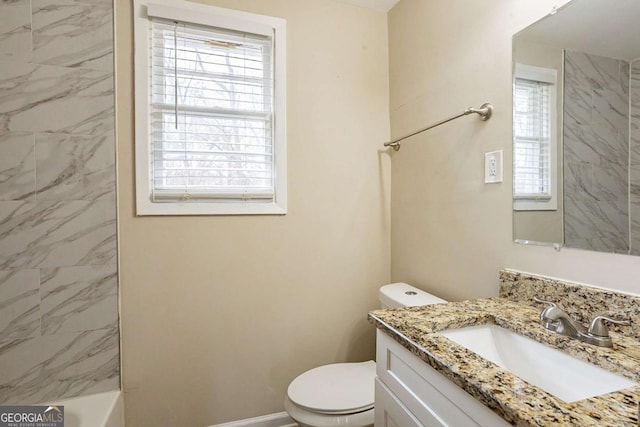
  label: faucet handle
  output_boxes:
[587,316,630,337]
[533,297,557,307]
[533,297,559,325]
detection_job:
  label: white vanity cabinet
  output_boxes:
[375,330,511,427]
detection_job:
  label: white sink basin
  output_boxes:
[440,324,637,402]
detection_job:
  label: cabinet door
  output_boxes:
[375,378,436,427]
[376,330,510,427]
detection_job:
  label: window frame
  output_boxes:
[513,63,558,212]
[133,0,287,216]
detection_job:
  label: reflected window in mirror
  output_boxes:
[513,64,558,211]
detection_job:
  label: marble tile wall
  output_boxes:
[563,51,630,253]
[630,59,640,256]
[0,0,118,404]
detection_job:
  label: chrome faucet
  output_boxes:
[533,298,630,348]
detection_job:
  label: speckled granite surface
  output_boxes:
[369,281,640,426]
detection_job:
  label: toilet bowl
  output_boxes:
[284,361,375,427]
[284,283,446,427]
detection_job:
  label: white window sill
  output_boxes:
[513,198,557,211]
[136,200,287,216]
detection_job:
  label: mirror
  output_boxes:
[512,0,640,255]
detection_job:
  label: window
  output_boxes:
[134,0,287,215]
[513,63,557,211]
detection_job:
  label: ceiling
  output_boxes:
[517,0,640,61]
[337,0,400,12]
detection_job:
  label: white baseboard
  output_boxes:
[208,411,297,427]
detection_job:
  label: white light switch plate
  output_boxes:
[485,150,503,184]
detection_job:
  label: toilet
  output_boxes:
[284,283,447,427]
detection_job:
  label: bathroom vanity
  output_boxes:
[369,270,640,426]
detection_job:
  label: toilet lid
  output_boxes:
[287,361,375,415]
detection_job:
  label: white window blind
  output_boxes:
[513,77,551,200]
[150,18,274,203]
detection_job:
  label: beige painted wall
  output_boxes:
[389,0,640,302]
[115,0,390,425]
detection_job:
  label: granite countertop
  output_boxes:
[369,298,640,427]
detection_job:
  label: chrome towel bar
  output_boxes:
[383,102,494,151]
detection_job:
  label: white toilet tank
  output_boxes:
[379,282,447,309]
